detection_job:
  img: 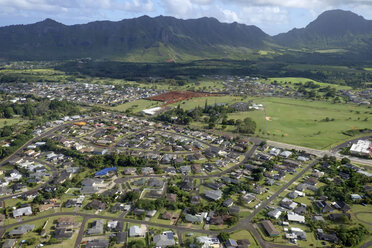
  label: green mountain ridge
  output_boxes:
[0,10,372,62]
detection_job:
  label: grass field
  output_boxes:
[226,97,372,149]
[0,118,29,128]
[175,95,371,149]
[110,99,160,113]
[266,77,351,90]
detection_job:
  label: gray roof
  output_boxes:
[86,239,109,248]
[2,239,17,248]
[86,219,104,235]
[153,233,175,247]
[185,214,203,223]
[204,190,222,201]
[9,225,34,236]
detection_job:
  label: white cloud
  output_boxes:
[162,0,194,16]
[122,0,154,12]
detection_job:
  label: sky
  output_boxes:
[0,0,371,35]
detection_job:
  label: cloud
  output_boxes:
[122,0,155,12]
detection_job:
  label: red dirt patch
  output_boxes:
[148,91,213,106]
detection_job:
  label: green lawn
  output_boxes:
[230,230,261,248]
[0,118,29,128]
[226,97,372,149]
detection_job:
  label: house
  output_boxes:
[268,209,282,219]
[242,193,256,204]
[86,219,104,235]
[314,200,334,213]
[225,239,238,248]
[280,151,292,158]
[133,208,146,216]
[85,239,109,248]
[161,211,174,220]
[141,167,154,175]
[185,214,203,223]
[129,225,146,237]
[317,229,339,243]
[153,232,176,247]
[146,210,157,217]
[313,215,325,222]
[86,199,106,210]
[179,165,191,174]
[223,199,234,207]
[280,198,297,210]
[179,178,193,191]
[305,177,318,186]
[229,206,240,215]
[287,212,305,223]
[13,206,32,218]
[165,193,177,202]
[132,178,146,186]
[261,220,280,237]
[197,236,221,248]
[333,201,351,212]
[107,221,118,230]
[283,159,301,168]
[269,148,281,156]
[288,190,305,199]
[57,217,75,229]
[123,167,137,175]
[9,225,34,237]
[191,164,202,173]
[288,227,307,240]
[148,178,164,188]
[204,190,222,201]
[54,228,73,239]
[252,185,265,195]
[294,206,307,215]
[350,194,362,201]
[2,239,17,248]
[95,167,117,177]
[116,232,126,244]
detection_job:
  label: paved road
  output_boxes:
[116,145,258,184]
[266,140,372,167]
[360,241,372,248]
[227,159,318,232]
[74,216,88,248]
[330,136,372,152]
[0,117,99,201]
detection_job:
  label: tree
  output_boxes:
[217,232,230,243]
[4,107,14,118]
[236,117,256,134]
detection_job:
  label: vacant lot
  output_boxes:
[266,77,352,90]
[110,99,160,113]
[227,97,371,149]
[176,95,371,149]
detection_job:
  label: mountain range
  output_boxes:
[0,9,371,62]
